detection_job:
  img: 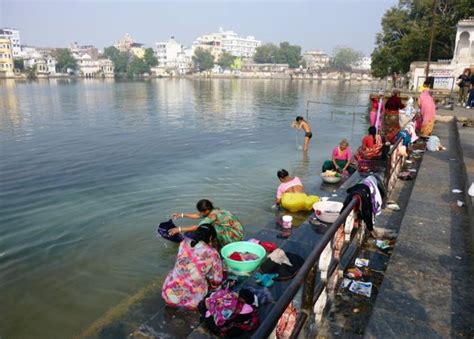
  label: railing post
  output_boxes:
[301,265,317,311]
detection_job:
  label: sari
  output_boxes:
[418,90,436,137]
[355,134,382,161]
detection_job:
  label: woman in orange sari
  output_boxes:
[355,126,383,161]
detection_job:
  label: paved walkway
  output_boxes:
[365,121,474,338]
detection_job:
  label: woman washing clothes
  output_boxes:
[162,224,223,310]
[275,169,319,212]
[169,199,244,249]
[322,139,356,175]
[354,126,383,161]
[275,169,304,206]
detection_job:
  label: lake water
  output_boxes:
[0,78,376,338]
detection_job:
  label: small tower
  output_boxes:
[451,17,474,65]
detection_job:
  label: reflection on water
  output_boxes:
[0,78,378,338]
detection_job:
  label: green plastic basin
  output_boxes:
[221,241,266,273]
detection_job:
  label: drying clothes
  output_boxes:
[343,184,374,231]
[255,272,279,287]
[228,251,260,262]
[276,302,297,339]
[396,129,411,147]
[199,288,260,337]
[268,248,293,266]
[362,176,382,216]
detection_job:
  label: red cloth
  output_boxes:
[259,241,278,253]
[229,252,243,261]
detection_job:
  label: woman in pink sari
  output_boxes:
[418,85,436,137]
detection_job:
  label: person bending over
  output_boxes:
[294,116,312,151]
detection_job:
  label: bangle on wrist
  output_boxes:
[178,227,182,233]
[181,213,184,218]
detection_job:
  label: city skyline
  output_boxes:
[0,0,397,55]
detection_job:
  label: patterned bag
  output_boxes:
[275,302,297,339]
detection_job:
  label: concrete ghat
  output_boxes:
[364,121,474,338]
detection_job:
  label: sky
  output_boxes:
[0,0,398,56]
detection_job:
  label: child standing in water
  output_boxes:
[294,116,312,151]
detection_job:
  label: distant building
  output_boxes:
[73,53,114,78]
[155,37,192,75]
[0,28,22,58]
[241,59,289,73]
[302,51,330,70]
[70,42,99,59]
[352,57,372,72]
[114,33,146,58]
[23,52,57,76]
[0,38,15,77]
[192,28,261,59]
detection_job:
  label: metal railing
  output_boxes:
[252,134,409,338]
[252,198,361,338]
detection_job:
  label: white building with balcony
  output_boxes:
[351,57,372,72]
[0,28,22,58]
[155,37,192,75]
[192,28,261,59]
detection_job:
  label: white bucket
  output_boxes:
[282,215,293,228]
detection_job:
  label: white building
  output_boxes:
[193,28,261,59]
[155,37,184,68]
[0,28,22,58]
[73,53,114,78]
[302,51,330,70]
[352,57,372,72]
[23,48,57,76]
[155,37,192,75]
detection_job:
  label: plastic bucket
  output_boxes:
[282,215,293,228]
[221,241,266,273]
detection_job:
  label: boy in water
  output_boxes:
[294,116,312,151]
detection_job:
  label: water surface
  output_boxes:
[0,78,374,338]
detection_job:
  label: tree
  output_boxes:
[143,48,158,67]
[14,58,24,71]
[192,47,214,72]
[217,52,236,69]
[26,65,37,80]
[371,0,474,78]
[103,46,129,75]
[253,42,303,68]
[127,56,150,77]
[274,42,302,68]
[330,46,363,71]
[54,48,78,73]
[253,43,279,63]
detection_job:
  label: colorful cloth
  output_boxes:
[205,288,239,326]
[228,251,259,261]
[276,176,303,199]
[162,238,223,310]
[419,90,436,137]
[355,134,382,161]
[362,176,382,216]
[383,109,401,143]
[200,208,244,249]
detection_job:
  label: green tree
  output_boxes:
[192,47,214,72]
[330,46,363,71]
[54,48,78,73]
[14,58,24,71]
[143,48,158,67]
[127,56,150,77]
[274,42,302,68]
[253,43,279,63]
[26,65,37,80]
[217,52,236,69]
[371,0,474,77]
[103,46,129,75]
[253,42,302,68]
